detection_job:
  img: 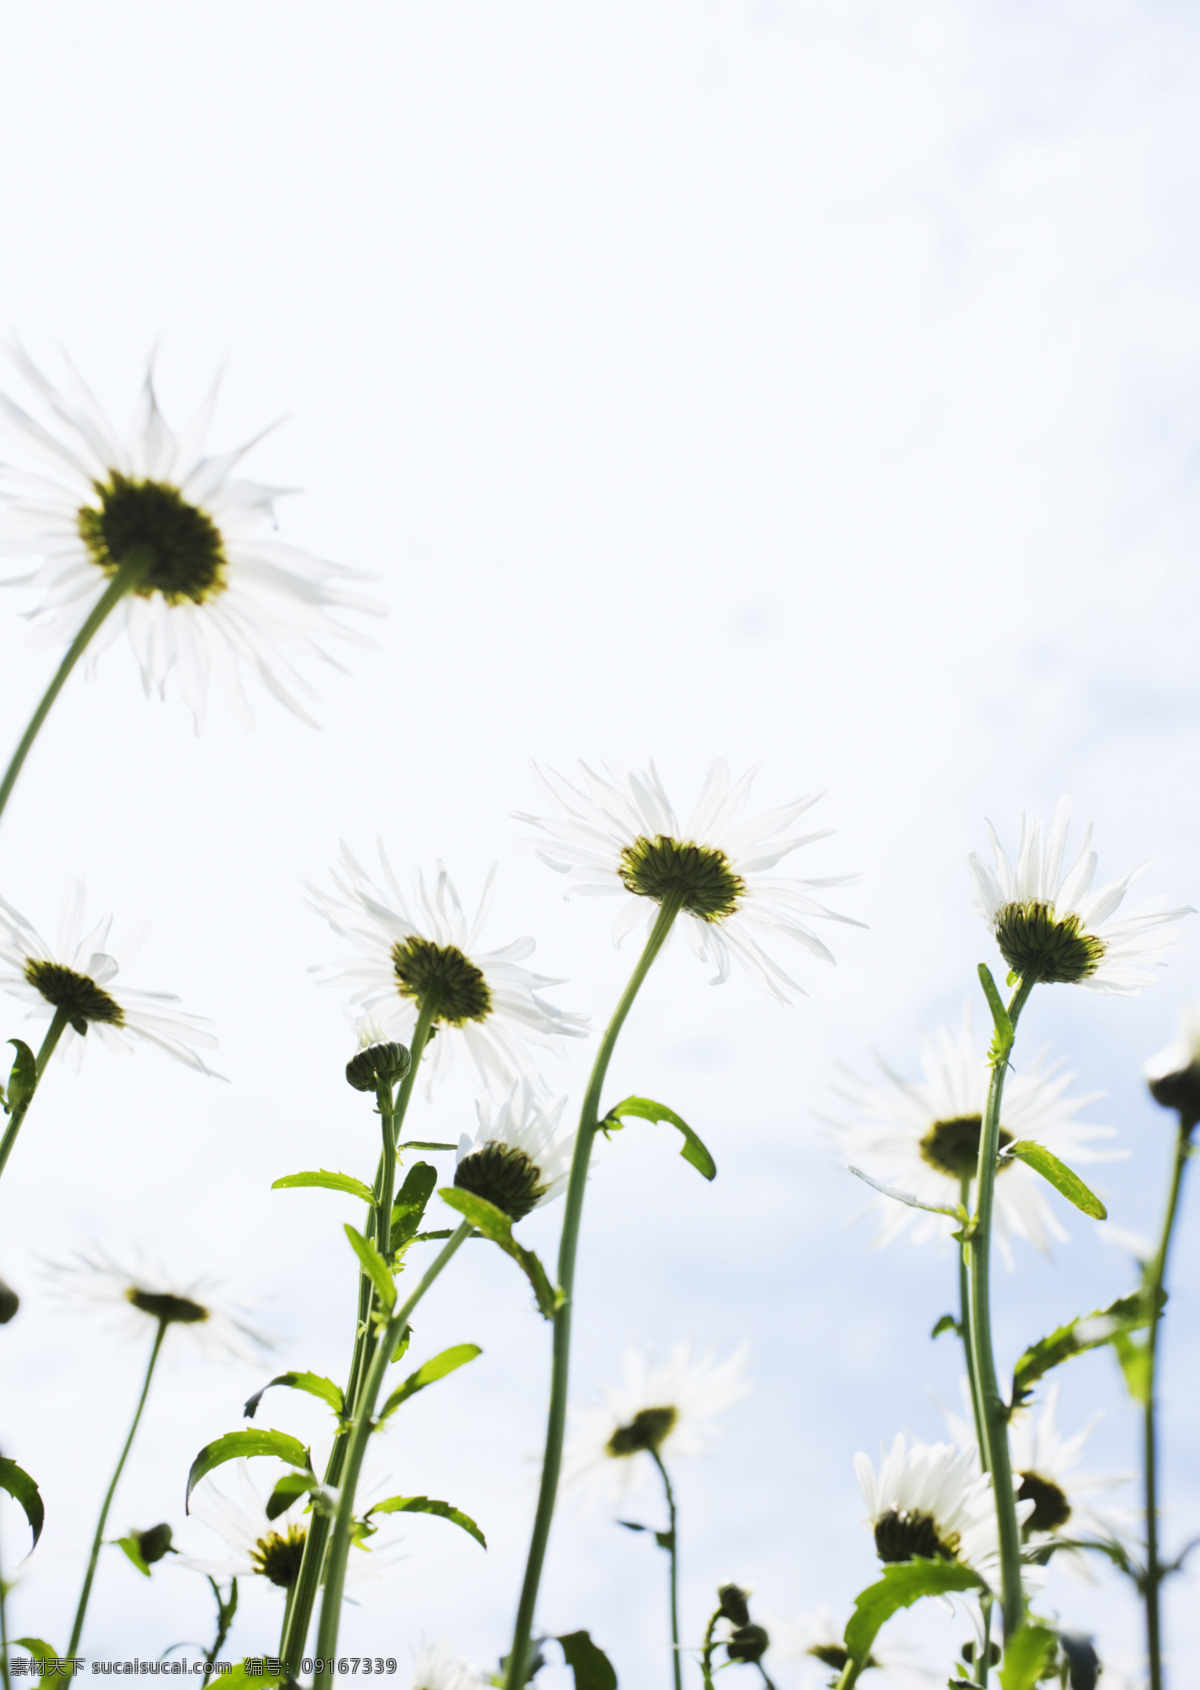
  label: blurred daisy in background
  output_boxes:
[45,1248,264,1362]
[408,1642,486,1690]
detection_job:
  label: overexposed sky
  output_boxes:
[1,3,1199,1683]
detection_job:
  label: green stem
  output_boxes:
[203,1575,238,1686]
[505,896,682,1688]
[1141,1109,1194,1690]
[966,973,1034,1641]
[0,1010,69,1188]
[0,553,152,832]
[0,1510,11,1690]
[279,1004,437,1669]
[958,1172,988,1463]
[700,1609,720,1690]
[67,1318,167,1656]
[834,1657,863,1690]
[313,1219,472,1661]
[650,1450,682,1690]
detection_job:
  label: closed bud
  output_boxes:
[345,1040,411,1093]
[726,1623,769,1665]
[716,1584,752,1627]
[135,1523,174,1564]
[0,1277,18,1324]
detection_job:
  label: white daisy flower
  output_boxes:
[310,846,587,1093]
[45,1248,265,1363]
[454,1079,574,1221]
[564,1340,751,1509]
[855,1435,1030,1592]
[0,882,218,1073]
[832,1006,1121,1263]
[409,1643,485,1690]
[518,761,861,1002]
[1146,999,1200,1119]
[0,348,378,729]
[968,797,1191,994]
[766,1606,931,1687]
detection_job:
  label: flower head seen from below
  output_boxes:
[1145,999,1200,1121]
[0,883,218,1073]
[833,1006,1120,1263]
[454,1079,573,1221]
[46,1249,265,1362]
[409,1643,485,1690]
[564,1340,751,1509]
[0,349,379,728]
[968,797,1191,994]
[519,761,861,1002]
[311,847,586,1093]
[766,1607,930,1687]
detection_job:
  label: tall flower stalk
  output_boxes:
[0,1009,67,1184]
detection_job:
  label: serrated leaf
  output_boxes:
[243,1371,344,1422]
[601,1095,716,1180]
[266,1471,320,1522]
[557,1633,617,1690]
[390,1161,438,1254]
[848,1164,964,1220]
[844,1559,984,1664]
[115,1534,151,1576]
[365,1493,486,1549]
[1011,1290,1154,1402]
[186,1430,311,1508]
[1005,1141,1107,1219]
[0,1457,44,1552]
[999,1624,1056,1690]
[5,1040,36,1115]
[344,1223,396,1310]
[931,1314,960,1340]
[439,1188,559,1317]
[272,1169,374,1202]
[378,1344,482,1423]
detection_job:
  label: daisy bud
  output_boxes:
[0,1276,17,1323]
[726,1624,769,1665]
[1146,1005,1200,1124]
[345,1039,411,1093]
[716,1584,751,1626]
[134,1523,173,1564]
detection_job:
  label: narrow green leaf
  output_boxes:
[1011,1290,1156,1401]
[365,1493,486,1550]
[14,1640,59,1665]
[399,1140,457,1151]
[390,1161,438,1254]
[344,1223,396,1310]
[5,1040,36,1115]
[977,964,1014,1059]
[847,1164,964,1220]
[999,1624,1056,1690]
[266,1472,320,1522]
[843,1559,983,1663]
[931,1314,960,1340]
[243,1371,344,1422]
[1005,1141,1107,1219]
[0,1457,44,1551]
[115,1534,152,1576]
[272,1168,375,1202]
[557,1632,617,1690]
[186,1430,311,1508]
[601,1095,717,1180]
[439,1188,559,1318]
[378,1344,482,1423]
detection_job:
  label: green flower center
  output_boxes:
[606,1405,678,1458]
[454,1142,546,1221]
[1017,1470,1072,1535]
[919,1114,1014,1181]
[251,1523,307,1588]
[24,959,124,1036]
[873,1508,958,1563]
[78,474,228,606]
[125,1288,210,1325]
[391,937,492,1026]
[994,900,1106,985]
[618,835,745,921]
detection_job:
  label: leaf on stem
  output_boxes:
[272,1169,374,1202]
[998,1623,1057,1690]
[556,1633,618,1690]
[13,1640,59,1666]
[1002,1141,1107,1219]
[847,1165,965,1221]
[185,1430,313,1509]
[399,1140,457,1151]
[931,1314,961,1339]
[265,1471,321,1522]
[0,1457,43,1551]
[390,1161,438,1254]
[977,964,1014,1063]
[439,1188,560,1317]
[344,1223,397,1310]
[1112,1330,1153,1403]
[243,1371,345,1423]
[377,1344,482,1423]
[600,1096,717,1180]
[1010,1290,1155,1405]
[114,1535,152,1577]
[5,1039,36,1115]
[843,1559,984,1664]
[365,1493,486,1550]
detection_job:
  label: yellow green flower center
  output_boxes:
[251,1523,307,1588]
[873,1508,958,1563]
[994,899,1106,985]
[125,1288,210,1325]
[78,473,227,606]
[618,835,745,921]
[24,959,124,1036]
[454,1143,545,1221]
[919,1114,1014,1181]
[606,1405,678,1457]
[1017,1470,1072,1535]
[391,936,492,1026]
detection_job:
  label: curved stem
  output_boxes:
[0,1011,68,1188]
[67,1318,167,1655]
[1142,1110,1194,1690]
[279,1004,437,1668]
[506,896,682,1688]
[0,553,152,832]
[966,973,1034,1641]
[313,1219,472,1661]
[650,1450,682,1690]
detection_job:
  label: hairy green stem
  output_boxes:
[1142,1109,1194,1690]
[650,1450,682,1690]
[967,972,1034,1641]
[279,1003,436,1669]
[67,1319,167,1656]
[313,1219,472,1660]
[0,552,153,832]
[0,1010,68,1188]
[505,896,682,1688]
